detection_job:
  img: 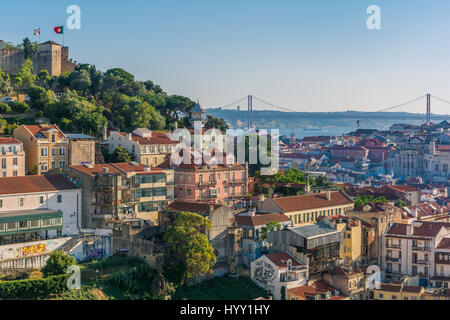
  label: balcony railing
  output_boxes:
[228,179,245,185]
[412,246,431,252]
[385,256,402,263]
[386,243,402,249]
[413,260,429,265]
[198,181,217,187]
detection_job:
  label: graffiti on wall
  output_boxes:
[21,244,47,257]
[87,248,106,260]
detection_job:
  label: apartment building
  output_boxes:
[382,221,450,287]
[64,162,174,228]
[13,124,69,174]
[0,174,82,245]
[251,252,308,300]
[105,128,178,167]
[258,190,354,226]
[0,137,25,177]
[169,153,248,204]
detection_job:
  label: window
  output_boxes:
[51,134,55,142]
[19,220,28,228]
[57,195,62,203]
[59,147,65,155]
[39,196,44,204]
[13,158,18,165]
[187,189,191,196]
[59,161,65,168]
[0,199,2,208]
[51,161,56,169]
[19,198,24,206]
[379,293,384,299]
[41,148,47,156]
[51,148,56,156]
[13,171,17,177]
[1,158,5,169]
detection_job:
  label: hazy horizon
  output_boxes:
[2,0,450,114]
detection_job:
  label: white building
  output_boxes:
[0,174,82,240]
[382,221,450,287]
[251,252,308,300]
[432,238,450,289]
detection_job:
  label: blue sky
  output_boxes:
[2,0,450,114]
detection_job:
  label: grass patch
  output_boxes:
[173,276,269,300]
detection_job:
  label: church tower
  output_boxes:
[189,101,206,128]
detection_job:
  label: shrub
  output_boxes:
[0,274,69,300]
[10,101,30,114]
[42,251,77,277]
[0,102,11,114]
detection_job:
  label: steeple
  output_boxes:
[189,101,206,128]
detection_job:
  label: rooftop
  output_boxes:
[290,223,340,239]
[235,213,291,227]
[271,191,353,213]
[0,175,79,195]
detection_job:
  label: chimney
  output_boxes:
[102,167,109,173]
[326,190,332,201]
[406,224,413,236]
[126,133,132,140]
[249,208,256,217]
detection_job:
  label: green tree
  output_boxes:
[395,199,407,208]
[13,59,36,89]
[260,221,282,241]
[3,123,19,136]
[77,111,107,136]
[37,70,53,89]
[163,212,216,284]
[0,68,12,97]
[22,37,38,60]
[205,115,229,132]
[41,251,76,277]
[27,85,55,110]
[69,69,92,94]
[0,102,11,114]
[112,146,132,163]
[10,101,30,113]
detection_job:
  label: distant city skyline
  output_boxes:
[2,0,450,114]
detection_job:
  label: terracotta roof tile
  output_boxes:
[271,191,353,213]
[0,137,22,144]
[265,252,303,268]
[0,175,79,195]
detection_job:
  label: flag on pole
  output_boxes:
[53,26,64,34]
[33,28,40,36]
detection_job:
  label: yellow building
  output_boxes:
[13,124,69,175]
[370,283,425,300]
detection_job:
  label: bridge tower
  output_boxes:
[248,95,253,130]
[426,93,431,125]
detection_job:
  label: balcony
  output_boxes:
[228,179,245,185]
[201,194,217,200]
[412,246,431,252]
[413,260,429,265]
[198,181,217,187]
[385,256,402,263]
[386,243,402,249]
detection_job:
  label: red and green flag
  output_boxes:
[54,26,64,34]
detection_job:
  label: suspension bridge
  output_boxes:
[215,94,450,130]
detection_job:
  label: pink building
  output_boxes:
[0,137,25,177]
[329,146,369,161]
[172,156,248,204]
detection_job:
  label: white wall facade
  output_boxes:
[0,189,82,236]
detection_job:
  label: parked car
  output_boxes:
[1,97,14,104]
